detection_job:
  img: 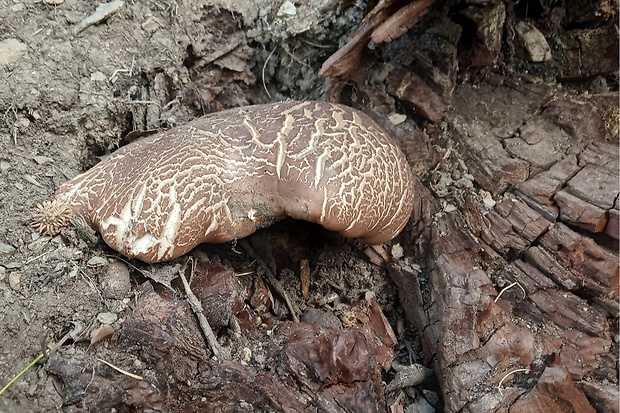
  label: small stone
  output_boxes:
[17,116,30,129]
[422,390,441,408]
[481,190,496,209]
[90,71,106,82]
[141,15,162,33]
[28,236,51,253]
[10,3,24,11]
[405,396,435,413]
[65,11,82,24]
[240,347,252,362]
[45,0,64,4]
[386,364,434,392]
[97,312,118,325]
[8,271,21,291]
[87,256,108,267]
[0,266,6,282]
[443,202,457,213]
[301,307,343,329]
[388,113,408,125]
[101,261,131,299]
[33,156,54,165]
[5,262,22,269]
[0,242,16,257]
[106,299,127,313]
[391,243,404,260]
[277,0,296,18]
[0,38,27,66]
[515,21,552,62]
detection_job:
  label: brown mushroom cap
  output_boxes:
[54,101,414,263]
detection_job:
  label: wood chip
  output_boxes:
[90,324,115,345]
[73,0,125,34]
[33,155,54,164]
[299,258,310,300]
[23,174,42,187]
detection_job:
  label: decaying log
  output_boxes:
[385,67,447,122]
[509,365,597,413]
[392,77,619,412]
[556,25,619,80]
[455,2,506,69]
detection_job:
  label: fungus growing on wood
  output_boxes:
[34,101,415,263]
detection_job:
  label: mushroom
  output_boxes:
[35,101,414,263]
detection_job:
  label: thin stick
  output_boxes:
[235,271,254,277]
[494,281,527,303]
[498,368,530,395]
[24,250,52,265]
[262,48,277,99]
[178,259,225,359]
[97,358,143,380]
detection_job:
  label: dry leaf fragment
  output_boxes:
[90,324,115,345]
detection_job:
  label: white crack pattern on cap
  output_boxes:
[42,101,414,263]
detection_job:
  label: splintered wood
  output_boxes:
[319,0,437,82]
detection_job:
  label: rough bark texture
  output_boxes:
[390,76,619,412]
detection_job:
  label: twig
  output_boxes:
[498,368,530,395]
[239,239,299,322]
[300,259,310,300]
[24,249,52,265]
[262,47,277,99]
[109,68,130,83]
[235,271,254,277]
[161,97,180,111]
[494,281,527,303]
[129,55,135,77]
[74,0,125,34]
[3,106,18,144]
[97,358,143,380]
[42,321,84,363]
[178,259,225,359]
[120,100,161,106]
[299,37,336,49]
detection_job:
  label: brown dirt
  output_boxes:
[0,1,401,411]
